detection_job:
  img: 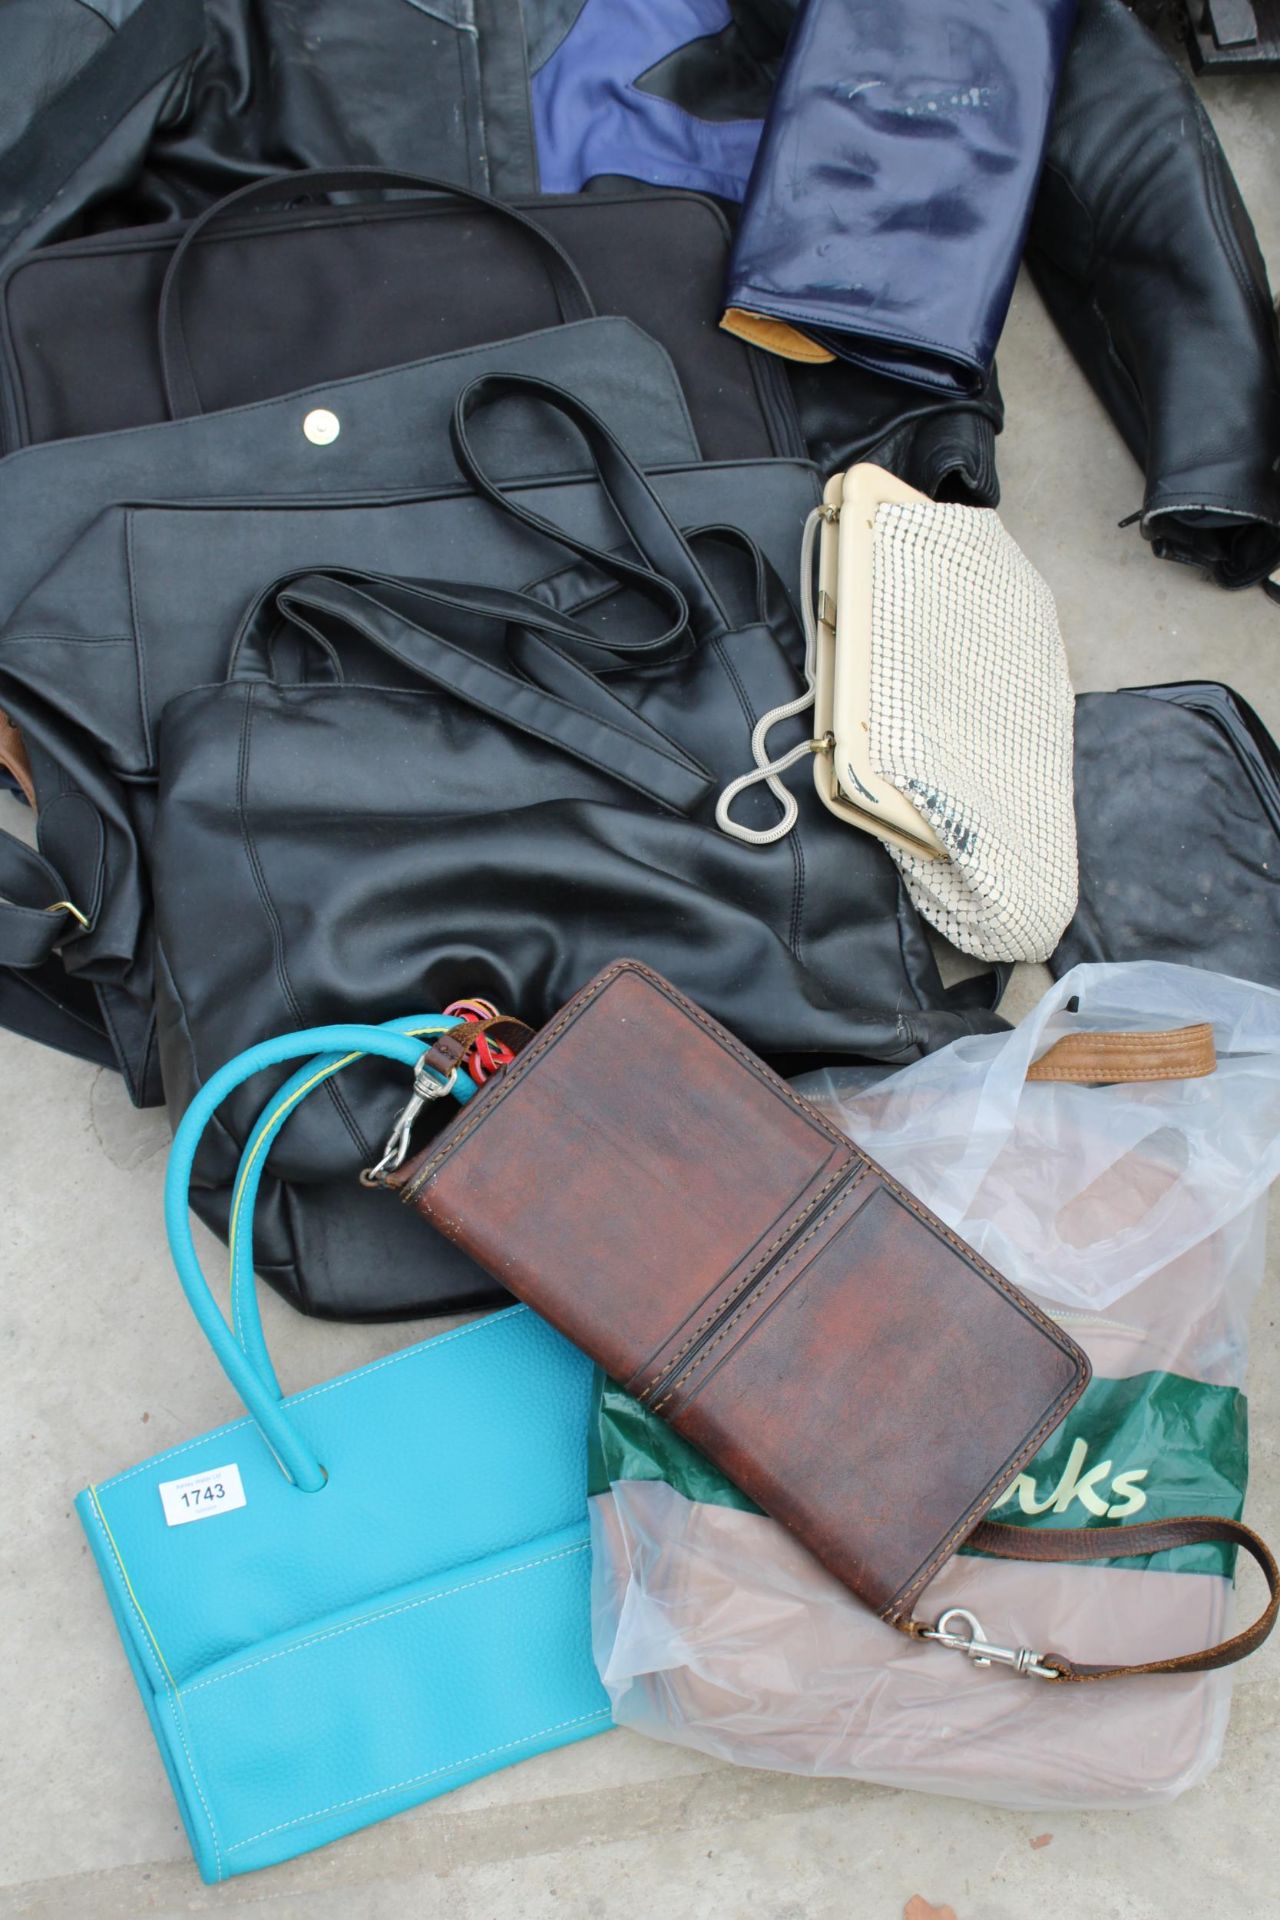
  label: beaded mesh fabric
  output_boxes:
[870,501,1077,963]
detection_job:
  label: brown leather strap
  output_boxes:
[1025,1023,1216,1085]
[957,1514,1279,1681]
[0,708,35,809]
[419,1016,535,1080]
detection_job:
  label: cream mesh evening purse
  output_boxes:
[718,466,1078,964]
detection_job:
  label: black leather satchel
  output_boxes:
[146,377,1005,1319]
[0,166,801,463]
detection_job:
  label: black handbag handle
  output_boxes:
[232,570,716,817]
[452,374,733,647]
[157,166,598,419]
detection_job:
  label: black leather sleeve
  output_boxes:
[1027,0,1280,590]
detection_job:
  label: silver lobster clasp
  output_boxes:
[920,1607,1061,1680]
[360,1053,459,1187]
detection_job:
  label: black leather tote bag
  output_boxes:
[0,166,801,462]
[151,376,1005,1319]
[0,445,814,1110]
[0,324,702,1097]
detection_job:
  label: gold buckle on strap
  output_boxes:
[46,899,90,929]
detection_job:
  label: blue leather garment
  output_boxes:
[531,0,766,198]
[77,1020,609,1882]
[724,0,1077,393]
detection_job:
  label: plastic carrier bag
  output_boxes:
[588,963,1280,1809]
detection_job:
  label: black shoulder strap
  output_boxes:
[452,373,732,645]
[239,570,716,818]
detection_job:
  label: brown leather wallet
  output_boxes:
[387,961,1277,1682]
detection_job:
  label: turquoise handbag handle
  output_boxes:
[165,1022,474,1491]
[226,1015,470,1397]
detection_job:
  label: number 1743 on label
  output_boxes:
[158,1463,247,1527]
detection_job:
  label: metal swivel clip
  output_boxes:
[921,1607,1061,1680]
[360,1053,459,1188]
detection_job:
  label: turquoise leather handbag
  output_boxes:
[77,1018,610,1884]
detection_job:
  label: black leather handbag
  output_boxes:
[149,377,1005,1319]
[0,319,703,1097]
[0,166,801,463]
[0,420,826,1111]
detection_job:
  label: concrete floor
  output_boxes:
[3,62,1279,1920]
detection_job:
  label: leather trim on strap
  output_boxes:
[720,308,835,364]
[1026,1024,1216,1085]
[418,1017,535,1080]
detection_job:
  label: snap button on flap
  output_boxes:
[303,408,340,445]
